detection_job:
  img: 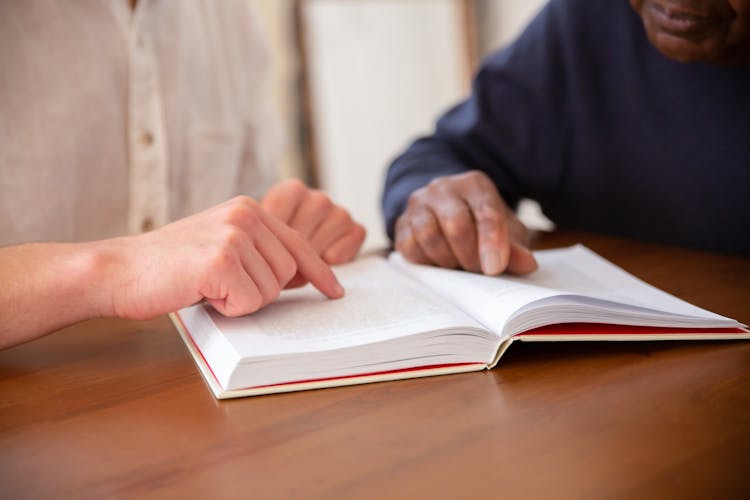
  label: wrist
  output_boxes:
[0,239,132,346]
[69,238,133,319]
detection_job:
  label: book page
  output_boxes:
[207,256,492,358]
[181,255,500,389]
[389,245,743,337]
[389,253,561,334]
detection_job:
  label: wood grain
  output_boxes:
[1,232,749,499]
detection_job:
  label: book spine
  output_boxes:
[488,338,516,369]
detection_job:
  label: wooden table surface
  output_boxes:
[2,232,749,499]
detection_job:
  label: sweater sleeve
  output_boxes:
[381,0,575,240]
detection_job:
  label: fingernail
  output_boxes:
[481,249,503,275]
[333,281,345,297]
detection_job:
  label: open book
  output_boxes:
[170,245,749,399]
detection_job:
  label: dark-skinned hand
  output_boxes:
[394,170,538,275]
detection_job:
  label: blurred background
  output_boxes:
[250,0,549,250]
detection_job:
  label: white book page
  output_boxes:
[390,253,561,334]
[207,256,490,360]
[527,245,734,319]
[389,245,741,336]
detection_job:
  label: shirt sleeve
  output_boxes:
[381,0,574,240]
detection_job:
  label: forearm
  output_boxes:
[0,241,118,348]
[0,195,346,350]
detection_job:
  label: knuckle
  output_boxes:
[282,178,307,198]
[461,171,498,197]
[283,178,306,191]
[480,207,505,226]
[427,175,464,199]
[230,194,256,210]
[426,178,452,198]
[414,220,443,249]
[426,177,444,191]
[222,206,241,224]
[206,245,235,273]
[243,209,263,230]
[224,200,260,227]
[408,186,429,208]
[309,190,334,212]
[219,226,245,248]
[461,170,490,187]
[442,215,473,241]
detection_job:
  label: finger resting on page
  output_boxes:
[395,217,431,265]
[432,198,481,272]
[469,201,510,275]
[409,206,459,269]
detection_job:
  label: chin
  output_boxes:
[632,0,749,65]
[649,33,713,63]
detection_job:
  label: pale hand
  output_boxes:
[261,179,366,265]
[394,170,537,275]
[0,195,347,349]
[107,195,344,320]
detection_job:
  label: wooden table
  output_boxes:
[2,232,749,499]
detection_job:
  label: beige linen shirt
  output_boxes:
[0,0,280,246]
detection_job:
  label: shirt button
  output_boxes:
[139,130,154,147]
[141,217,155,232]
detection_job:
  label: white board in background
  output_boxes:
[301,0,473,251]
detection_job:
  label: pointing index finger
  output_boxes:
[260,209,345,299]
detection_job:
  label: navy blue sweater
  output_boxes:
[382,0,750,254]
